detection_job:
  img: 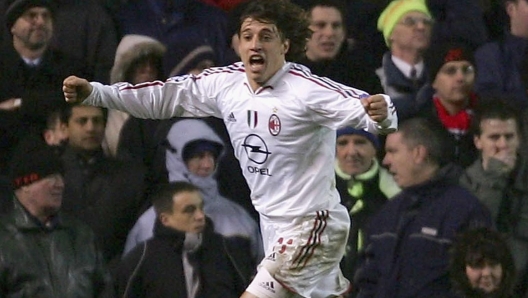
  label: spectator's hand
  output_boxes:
[63,76,93,103]
[361,94,387,123]
[0,98,21,111]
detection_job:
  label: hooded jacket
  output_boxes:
[103,34,167,156]
[123,119,263,263]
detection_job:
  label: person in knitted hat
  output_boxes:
[416,40,479,168]
[5,0,55,31]
[0,0,85,177]
[377,0,432,47]
[425,41,476,85]
[9,141,64,205]
[334,126,400,285]
[375,0,433,123]
[0,139,111,296]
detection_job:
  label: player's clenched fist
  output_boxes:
[63,76,93,103]
[360,94,388,123]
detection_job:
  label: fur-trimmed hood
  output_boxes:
[110,34,166,84]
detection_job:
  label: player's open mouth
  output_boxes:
[249,56,264,65]
[249,55,265,71]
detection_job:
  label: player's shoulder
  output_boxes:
[187,62,245,90]
[286,62,366,99]
[198,62,246,80]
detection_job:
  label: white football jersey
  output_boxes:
[86,62,397,218]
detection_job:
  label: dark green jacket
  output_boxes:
[0,198,110,297]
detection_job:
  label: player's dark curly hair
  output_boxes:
[236,0,311,62]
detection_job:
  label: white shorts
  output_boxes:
[247,203,350,298]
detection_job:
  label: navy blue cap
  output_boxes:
[336,127,380,149]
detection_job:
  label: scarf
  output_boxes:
[433,93,477,137]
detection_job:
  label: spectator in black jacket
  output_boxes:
[114,181,252,298]
[0,0,86,175]
[59,103,146,267]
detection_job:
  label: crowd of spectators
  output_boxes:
[0,0,527,297]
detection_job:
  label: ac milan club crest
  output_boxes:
[268,114,281,136]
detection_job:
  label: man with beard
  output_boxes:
[0,0,86,176]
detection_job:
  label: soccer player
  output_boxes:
[63,1,397,297]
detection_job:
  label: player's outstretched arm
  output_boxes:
[63,76,93,104]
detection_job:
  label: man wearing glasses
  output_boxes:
[376,0,433,123]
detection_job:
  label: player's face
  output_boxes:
[389,11,431,52]
[11,7,53,51]
[160,191,206,234]
[186,151,216,177]
[383,132,421,188]
[66,106,106,152]
[432,61,475,106]
[238,18,290,91]
[474,118,519,169]
[336,134,377,176]
[305,6,345,61]
[465,262,503,293]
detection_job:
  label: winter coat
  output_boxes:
[103,34,167,157]
[61,148,146,265]
[335,159,400,282]
[474,33,528,109]
[0,43,85,175]
[0,198,110,297]
[460,157,528,274]
[298,40,382,94]
[354,165,493,298]
[115,219,250,298]
[50,0,118,83]
[376,52,429,123]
